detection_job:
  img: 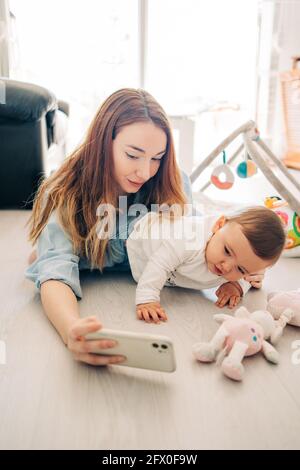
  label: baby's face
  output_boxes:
[205,218,271,282]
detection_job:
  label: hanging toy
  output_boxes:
[210,150,235,190]
[236,150,257,178]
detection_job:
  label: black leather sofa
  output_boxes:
[0,78,69,209]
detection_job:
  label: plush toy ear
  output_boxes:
[262,340,279,364]
[271,308,294,344]
[267,291,283,301]
[213,313,232,324]
[235,306,250,318]
[270,326,284,345]
[281,308,294,323]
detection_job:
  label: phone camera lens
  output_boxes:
[161,344,168,349]
[152,343,159,348]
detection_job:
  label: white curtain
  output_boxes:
[256,0,300,155]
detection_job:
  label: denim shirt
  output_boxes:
[25,170,193,299]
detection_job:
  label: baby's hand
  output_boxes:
[244,269,265,289]
[215,282,242,309]
[136,302,168,324]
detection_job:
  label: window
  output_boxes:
[146,0,259,169]
[9,0,259,167]
[9,0,139,150]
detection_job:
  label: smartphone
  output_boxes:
[85,328,176,373]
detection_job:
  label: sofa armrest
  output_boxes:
[0,78,58,122]
[58,99,70,117]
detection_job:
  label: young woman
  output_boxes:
[25,88,193,366]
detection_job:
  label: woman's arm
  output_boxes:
[26,212,126,365]
[40,280,80,344]
[40,279,126,365]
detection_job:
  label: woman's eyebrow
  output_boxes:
[227,243,249,274]
[126,145,166,155]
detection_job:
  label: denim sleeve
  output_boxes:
[181,170,193,205]
[180,169,204,217]
[25,212,82,299]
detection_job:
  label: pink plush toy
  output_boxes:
[267,289,300,327]
[193,306,293,381]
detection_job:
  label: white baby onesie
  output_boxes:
[126,212,251,305]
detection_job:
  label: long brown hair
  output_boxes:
[26,88,187,270]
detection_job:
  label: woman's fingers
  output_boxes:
[85,316,99,322]
[74,352,125,366]
[66,316,127,367]
[69,317,102,340]
[69,338,118,354]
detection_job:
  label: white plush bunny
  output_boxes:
[193,306,292,381]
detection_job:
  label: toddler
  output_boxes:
[126,207,286,323]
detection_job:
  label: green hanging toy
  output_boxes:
[236,155,257,178]
[237,127,259,178]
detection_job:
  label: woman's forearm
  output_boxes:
[40,280,80,345]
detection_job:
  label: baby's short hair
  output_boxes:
[226,206,286,262]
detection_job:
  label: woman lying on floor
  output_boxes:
[25,88,263,366]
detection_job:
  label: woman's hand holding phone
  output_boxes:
[67,316,126,366]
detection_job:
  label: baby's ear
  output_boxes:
[212,215,227,233]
